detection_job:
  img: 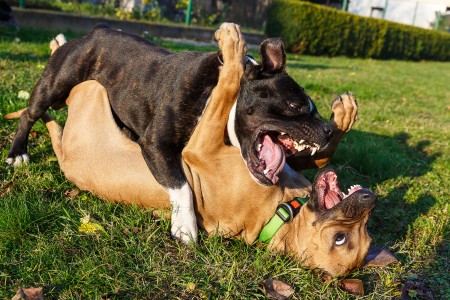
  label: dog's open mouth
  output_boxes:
[316,170,362,210]
[254,131,321,184]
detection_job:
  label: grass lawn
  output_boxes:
[0,26,449,299]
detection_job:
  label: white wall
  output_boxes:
[120,0,143,12]
[348,0,450,29]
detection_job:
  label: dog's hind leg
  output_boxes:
[7,33,76,166]
[6,36,67,165]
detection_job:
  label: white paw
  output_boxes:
[55,33,67,46]
[170,208,198,243]
[6,154,29,167]
[167,183,198,243]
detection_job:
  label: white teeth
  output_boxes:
[347,185,361,195]
[280,132,287,135]
[257,144,262,152]
[263,169,269,175]
[294,144,306,152]
[290,139,320,154]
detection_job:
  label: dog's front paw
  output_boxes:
[215,22,247,65]
[170,208,198,243]
[6,154,30,167]
[331,92,358,133]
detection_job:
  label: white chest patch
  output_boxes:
[308,98,314,113]
[227,101,241,149]
[197,95,213,123]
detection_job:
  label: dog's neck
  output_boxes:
[268,205,313,258]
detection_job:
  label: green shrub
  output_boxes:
[266,0,450,61]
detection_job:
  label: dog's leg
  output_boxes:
[182,24,246,166]
[288,93,358,170]
[41,35,66,162]
[8,98,65,166]
[6,34,68,167]
[7,31,95,167]
[136,135,198,243]
[6,83,48,167]
[141,23,246,243]
[166,182,196,242]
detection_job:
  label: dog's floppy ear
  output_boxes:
[259,38,286,73]
[363,246,398,267]
[339,279,365,296]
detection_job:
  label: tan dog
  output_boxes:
[6,24,396,280]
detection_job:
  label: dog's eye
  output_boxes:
[335,233,347,246]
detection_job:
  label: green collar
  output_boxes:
[258,197,308,243]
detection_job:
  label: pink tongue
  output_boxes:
[259,134,286,184]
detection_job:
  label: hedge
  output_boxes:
[266,0,450,61]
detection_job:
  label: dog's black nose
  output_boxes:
[356,189,377,207]
[361,192,375,201]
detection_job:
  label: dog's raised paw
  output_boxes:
[215,22,247,65]
[331,92,358,132]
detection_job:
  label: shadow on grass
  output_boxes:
[326,129,440,244]
[372,189,436,245]
[331,130,439,183]
[286,61,350,71]
[323,129,446,296]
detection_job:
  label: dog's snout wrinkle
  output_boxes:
[323,123,333,138]
[344,204,357,219]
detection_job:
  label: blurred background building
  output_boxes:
[347,0,450,30]
[119,0,450,31]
